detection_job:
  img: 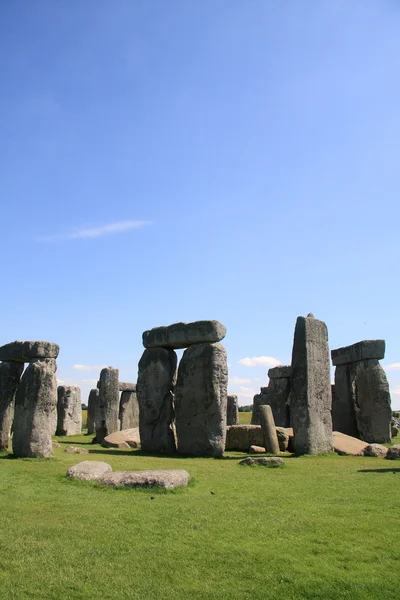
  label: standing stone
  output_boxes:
[227,394,239,425]
[290,315,333,455]
[96,367,119,444]
[0,361,24,451]
[136,348,177,453]
[13,358,57,458]
[87,388,98,435]
[56,385,82,436]
[352,359,391,443]
[175,342,228,457]
[258,405,280,454]
[332,365,359,437]
[251,391,269,425]
[119,389,139,430]
[265,366,291,427]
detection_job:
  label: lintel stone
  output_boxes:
[331,340,385,366]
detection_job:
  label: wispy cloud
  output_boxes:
[391,385,400,396]
[238,356,281,368]
[384,363,400,371]
[72,364,107,372]
[229,376,253,385]
[35,220,151,242]
[82,378,98,384]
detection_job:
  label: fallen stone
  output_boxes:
[137,348,177,453]
[333,431,368,456]
[0,361,24,451]
[386,445,400,460]
[225,425,264,451]
[119,389,139,430]
[227,394,239,426]
[142,320,226,350]
[363,444,388,458]
[13,358,57,458]
[87,388,98,435]
[175,342,228,457]
[102,428,140,448]
[331,339,385,366]
[119,382,136,392]
[259,405,280,454]
[249,445,266,454]
[239,457,284,467]
[65,446,89,455]
[0,340,59,363]
[56,385,82,436]
[96,367,120,444]
[268,366,292,379]
[66,461,112,481]
[99,469,190,489]
[290,315,333,455]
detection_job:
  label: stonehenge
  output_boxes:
[87,388,98,435]
[56,385,82,436]
[138,320,228,457]
[331,340,391,443]
[290,314,333,455]
[0,361,24,450]
[96,367,120,444]
[258,405,280,454]
[227,394,239,425]
[119,383,139,430]
[251,366,291,427]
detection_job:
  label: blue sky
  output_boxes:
[1,0,400,407]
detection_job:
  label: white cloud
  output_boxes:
[82,378,98,384]
[229,376,253,384]
[56,378,64,385]
[391,385,400,396]
[384,363,400,371]
[35,220,151,242]
[72,364,107,372]
[238,356,281,368]
[239,386,256,399]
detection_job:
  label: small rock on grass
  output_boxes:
[66,461,112,481]
[363,444,388,458]
[249,445,266,454]
[386,445,400,460]
[240,457,284,467]
[65,446,89,454]
[98,469,190,490]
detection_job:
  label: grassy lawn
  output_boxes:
[1,430,399,600]
[239,411,252,424]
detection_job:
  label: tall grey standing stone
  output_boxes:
[56,385,82,436]
[136,348,177,453]
[119,389,139,430]
[13,358,57,458]
[227,394,239,425]
[87,388,98,435]
[258,405,280,454]
[265,366,291,427]
[0,361,24,450]
[96,367,119,444]
[290,315,333,455]
[352,359,391,443]
[175,342,228,457]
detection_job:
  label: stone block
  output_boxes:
[0,340,59,363]
[142,320,226,349]
[98,469,190,489]
[0,361,23,450]
[56,385,82,436]
[331,340,385,366]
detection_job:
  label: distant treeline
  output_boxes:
[238,405,252,412]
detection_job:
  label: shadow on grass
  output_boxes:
[358,468,400,473]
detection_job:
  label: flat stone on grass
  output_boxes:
[66,461,112,481]
[98,469,190,490]
[65,446,89,455]
[333,431,368,456]
[102,428,140,449]
[239,457,284,467]
[386,445,400,460]
[363,444,388,458]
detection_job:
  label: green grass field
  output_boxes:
[1,419,399,600]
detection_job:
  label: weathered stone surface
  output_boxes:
[98,469,190,489]
[87,388,98,435]
[333,431,368,456]
[391,426,399,438]
[363,444,388,458]
[175,342,228,457]
[259,405,280,454]
[143,320,226,350]
[0,361,23,451]
[249,445,266,453]
[137,348,177,453]
[96,367,119,444]
[266,377,291,427]
[65,446,88,454]
[66,460,112,481]
[102,427,140,448]
[290,315,333,455]
[119,390,139,430]
[119,382,136,392]
[276,427,290,452]
[56,385,82,436]
[332,364,359,437]
[251,393,269,425]
[13,358,57,458]
[352,359,391,443]
[239,456,284,467]
[268,366,292,379]
[227,394,239,425]
[0,340,59,363]
[386,445,400,460]
[225,425,264,451]
[331,340,385,366]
